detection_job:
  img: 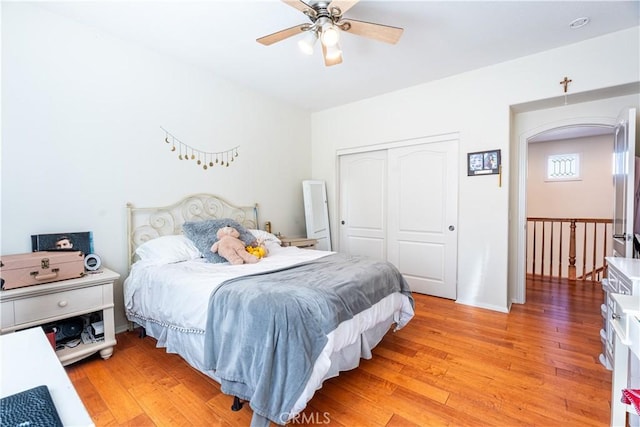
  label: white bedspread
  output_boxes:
[124,245,331,332]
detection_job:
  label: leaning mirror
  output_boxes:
[302,180,332,251]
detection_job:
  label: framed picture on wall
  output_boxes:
[31,231,94,256]
[467,149,501,176]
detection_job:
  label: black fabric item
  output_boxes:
[0,385,63,427]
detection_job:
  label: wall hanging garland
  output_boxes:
[161,126,239,170]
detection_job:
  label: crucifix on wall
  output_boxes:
[560,76,572,93]
[559,76,573,105]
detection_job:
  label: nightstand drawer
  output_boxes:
[13,286,103,324]
[1,302,14,328]
[280,237,318,249]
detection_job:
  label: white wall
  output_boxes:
[311,26,640,312]
[1,3,312,330]
[525,135,614,278]
[527,135,613,218]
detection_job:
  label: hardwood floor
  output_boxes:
[66,277,611,426]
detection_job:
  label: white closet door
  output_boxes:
[387,141,458,299]
[338,150,387,259]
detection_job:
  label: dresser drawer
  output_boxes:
[1,302,14,328]
[618,278,632,295]
[630,315,639,359]
[607,269,620,292]
[13,286,103,325]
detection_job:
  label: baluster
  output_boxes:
[584,221,589,280]
[532,221,537,276]
[541,221,546,276]
[558,222,564,277]
[591,222,595,280]
[568,219,577,280]
[549,221,562,277]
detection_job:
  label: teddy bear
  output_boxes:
[211,226,259,265]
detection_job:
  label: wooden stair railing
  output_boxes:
[526,217,612,281]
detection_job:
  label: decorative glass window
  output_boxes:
[546,153,581,181]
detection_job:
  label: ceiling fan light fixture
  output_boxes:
[324,43,342,60]
[258,0,405,67]
[298,30,318,55]
[320,22,340,47]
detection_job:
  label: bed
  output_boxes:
[123,194,414,426]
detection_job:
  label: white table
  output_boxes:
[0,327,94,426]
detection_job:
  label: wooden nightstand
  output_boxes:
[280,237,318,249]
[0,268,120,366]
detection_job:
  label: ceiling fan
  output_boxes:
[257,0,404,67]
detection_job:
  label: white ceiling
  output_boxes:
[31,1,640,112]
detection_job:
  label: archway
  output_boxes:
[513,118,617,304]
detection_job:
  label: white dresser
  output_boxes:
[600,257,640,370]
[610,293,640,426]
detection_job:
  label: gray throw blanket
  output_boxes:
[203,253,413,426]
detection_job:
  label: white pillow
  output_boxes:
[135,235,201,263]
[248,229,282,245]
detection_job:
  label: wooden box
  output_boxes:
[0,251,85,290]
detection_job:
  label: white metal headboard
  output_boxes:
[126,193,258,268]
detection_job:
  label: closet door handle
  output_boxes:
[341,221,345,225]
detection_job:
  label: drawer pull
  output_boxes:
[30,268,60,281]
[58,300,68,308]
[612,313,621,320]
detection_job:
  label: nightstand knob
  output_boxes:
[58,300,68,308]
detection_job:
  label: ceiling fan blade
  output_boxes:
[327,0,359,16]
[281,0,317,18]
[340,18,404,44]
[322,43,343,66]
[257,24,309,46]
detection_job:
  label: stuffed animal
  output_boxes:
[246,238,268,259]
[211,226,259,265]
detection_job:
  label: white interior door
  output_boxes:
[338,150,387,259]
[612,107,637,258]
[302,180,332,251]
[387,141,458,298]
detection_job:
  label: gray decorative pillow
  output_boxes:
[182,218,256,263]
